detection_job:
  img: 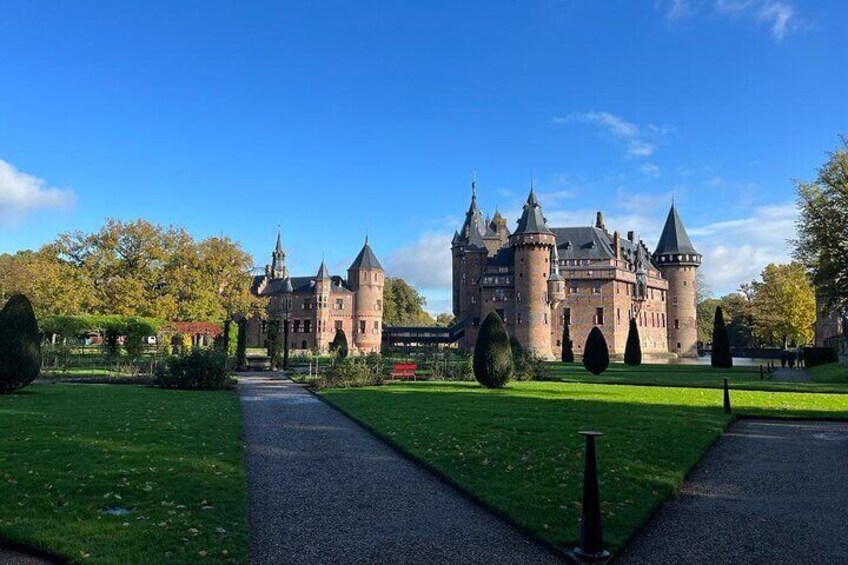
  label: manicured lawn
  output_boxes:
[320,380,848,553]
[0,384,247,564]
[547,361,848,393]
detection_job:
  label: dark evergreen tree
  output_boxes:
[561,323,574,363]
[266,319,282,369]
[282,319,290,369]
[711,306,733,368]
[624,318,642,366]
[331,328,349,358]
[0,294,41,393]
[582,326,610,376]
[473,312,514,388]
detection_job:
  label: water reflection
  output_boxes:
[647,356,771,366]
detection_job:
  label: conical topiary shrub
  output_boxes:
[582,326,609,376]
[711,306,733,369]
[0,294,41,393]
[561,323,574,363]
[331,328,349,358]
[624,318,642,366]
[473,312,514,388]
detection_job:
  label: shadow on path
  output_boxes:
[238,374,566,565]
[616,419,848,565]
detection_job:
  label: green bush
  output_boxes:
[711,306,733,369]
[473,312,514,388]
[330,328,349,358]
[624,318,642,366]
[429,352,474,381]
[802,346,837,367]
[266,319,282,369]
[315,356,384,389]
[154,349,231,390]
[510,336,549,381]
[561,323,574,363]
[0,294,42,394]
[582,326,609,376]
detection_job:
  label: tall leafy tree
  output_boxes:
[795,139,848,318]
[382,278,435,326]
[747,263,815,347]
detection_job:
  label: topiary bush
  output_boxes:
[0,294,42,394]
[582,326,609,376]
[473,312,514,388]
[561,323,574,363]
[330,328,349,358]
[711,306,733,369]
[624,318,642,366]
[154,348,232,390]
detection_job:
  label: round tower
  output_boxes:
[460,228,488,350]
[314,260,332,353]
[348,237,384,354]
[653,204,701,357]
[510,188,555,360]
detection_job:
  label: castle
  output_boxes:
[452,180,701,359]
[245,231,385,354]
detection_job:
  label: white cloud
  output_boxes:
[385,232,453,291]
[690,203,797,293]
[554,111,668,158]
[640,163,661,177]
[659,1,798,41]
[0,158,74,225]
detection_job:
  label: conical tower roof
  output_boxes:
[655,205,697,255]
[349,236,383,270]
[316,260,331,279]
[275,228,284,253]
[513,188,553,236]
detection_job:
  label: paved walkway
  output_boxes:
[618,419,848,565]
[238,374,566,565]
[0,549,53,565]
[771,367,812,382]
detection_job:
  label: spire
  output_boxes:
[653,204,701,266]
[549,245,564,281]
[349,236,383,271]
[270,227,287,279]
[459,173,486,241]
[317,259,331,279]
[513,186,552,236]
[275,227,283,253]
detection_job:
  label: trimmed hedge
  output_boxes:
[802,346,837,367]
[473,312,514,388]
[561,323,574,363]
[624,318,642,366]
[330,328,349,358]
[154,349,231,390]
[711,306,733,369]
[0,294,41,393]
[583,326,609,376]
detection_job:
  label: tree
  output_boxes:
[0,294,41,393]
[236,319,248,371]
[624,318,642,366]
[435,313,455,327]
[382,278,435,326]
[698,294,756,348]
[582,327,609,375]
[473,312,513,388]
[266,319,281,369]
[711,306,733,368]
[747,263,815,347]
[561,323,574,362]
[795,138,848,319]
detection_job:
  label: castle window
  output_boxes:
[674,319,680,329]
[335,320,343,331]
[293,320,301,333]
[516,292,522,302]
[592,281,601,294]
[360,320,367,334]
[595,308,604,325]
[677,342,681,349]
[683,280,687,286]
[304,320,312,333]
[301,340,307,349]
[662,313,666,327]
[471,295,477,304]
[672,296,679,307]
[473,317,480,327]
[335,298,344,310]
[517,312,522,325]
[617,308,621,324]
[544,313,548,325]
[373,321,379,333]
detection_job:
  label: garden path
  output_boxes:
[0,548,53,564]
[238,373,566,565]
[617,419,848,565]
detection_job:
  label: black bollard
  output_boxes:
[759,364,764,380]
[574,431,609,561]
[723,378,731,414]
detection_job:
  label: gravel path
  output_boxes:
[771,368,812,382]
[617,419,848,565]
[0,549,53,564]
[238,374,566,565]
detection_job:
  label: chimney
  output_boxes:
[627,231,635,242]
[613,231,621,260]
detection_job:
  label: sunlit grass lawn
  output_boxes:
[0,384,247,564]
[547,361,848,393]
[320,380,848,553]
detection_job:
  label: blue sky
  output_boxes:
[1,1,846,314]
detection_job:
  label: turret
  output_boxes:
[509,186,556,359]
[314,260,332,353]
[547,244,565,305]
[460,220,489,349]
[267,228,288,279]
[348,236,384,354]
[653,204,701,357]
[453,176,485,319]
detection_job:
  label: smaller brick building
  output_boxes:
[246,231,385,354]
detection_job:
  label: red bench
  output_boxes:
[390,363,418,380]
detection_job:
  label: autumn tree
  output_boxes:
[795,138,848,319]
[747,263,815,347]
[382,277,435,326]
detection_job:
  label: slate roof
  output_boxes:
[654,205,698,255]
[349,238,383,270]
[548,226,659,270]
[316,260,331,279]
[513,189,553,236]
[253,274,352,296]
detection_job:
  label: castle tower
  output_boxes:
[267,228,289,280]
[460,221,489,349]
[348,236,384,353]
[314,260,332,353]
[453,177,485,319]
[510,187,556,359]
[547,244,565,305]
[653,204,701,357]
